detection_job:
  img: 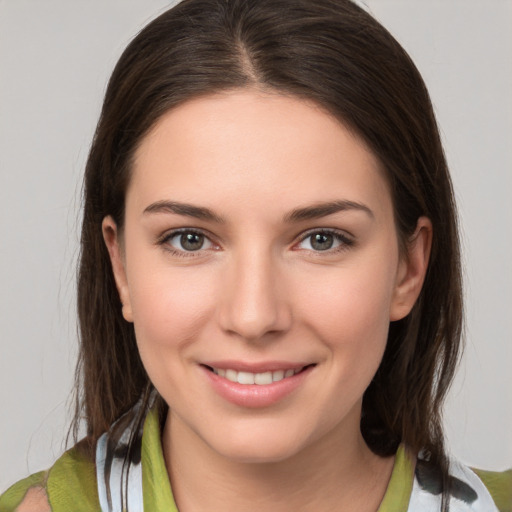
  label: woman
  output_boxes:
[1,0,510,511]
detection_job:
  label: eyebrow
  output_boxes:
[283,200,374,222]
[143,199,374,223]
[143,200,225,223]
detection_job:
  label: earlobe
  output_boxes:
[102,216,133,323]
[390,216,432,321]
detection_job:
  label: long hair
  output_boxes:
[73,0,462,503]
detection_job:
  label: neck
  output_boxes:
[162,409,395,512]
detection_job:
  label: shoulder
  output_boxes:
[472,467,512,512]
[449,461,511,512]
[0,439,101,512]
[0,471,49,512]
[410,453,511,512]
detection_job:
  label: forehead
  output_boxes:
[128,89,392,222]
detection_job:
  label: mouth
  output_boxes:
[202,364,314,386]
[201,362,316,407]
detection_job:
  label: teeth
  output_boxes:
[272,370,284,381]
[254,371,273,385]
[212,367,303,385]
[237,371,255,385]
[225,369,237,382]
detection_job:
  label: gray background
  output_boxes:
[1,0,511,490]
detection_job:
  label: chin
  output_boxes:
[201,419,317,465]
[213,438,304,465]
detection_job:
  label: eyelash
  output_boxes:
[157,228,355,258]
[296,229,355,255]
[157,229,217,258]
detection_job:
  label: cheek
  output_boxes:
[298,259,397,372]
[127,262,217,362]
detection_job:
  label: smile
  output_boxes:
[201,362,316,407]
[211,367,303,385]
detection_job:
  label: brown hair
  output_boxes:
[73,0,462,503]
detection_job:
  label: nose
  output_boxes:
[217,248,292,342]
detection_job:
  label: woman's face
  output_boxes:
[104,89,430,463]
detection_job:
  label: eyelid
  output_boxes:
[157,227,220,256]
[156,226,355,257]
[296,227,354,240]
[293,228,355,252]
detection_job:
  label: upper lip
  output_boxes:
[201,360,314,373]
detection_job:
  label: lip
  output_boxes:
[202,360,311,373]
[201,362,315,408]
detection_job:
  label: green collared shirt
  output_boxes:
[1,406,510,511]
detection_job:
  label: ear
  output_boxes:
[102,216,133,322]
[390,216,433,321]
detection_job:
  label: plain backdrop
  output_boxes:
[0,0,511,490]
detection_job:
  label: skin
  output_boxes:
[103,88,432,512]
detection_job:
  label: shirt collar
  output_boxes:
[140,405,415,511]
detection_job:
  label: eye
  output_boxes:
[296,230,353,252]
[162,230,215,253]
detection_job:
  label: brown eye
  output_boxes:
[165,230,214,252]
[296,230,354,253]
[310,233,334,251]
[180,232,205,251]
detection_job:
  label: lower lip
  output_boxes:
[202,366,314,408]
